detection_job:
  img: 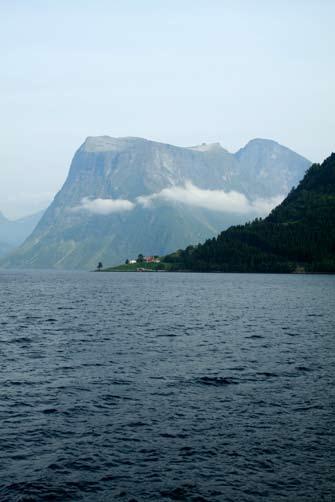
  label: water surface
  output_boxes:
[0,271,334,501]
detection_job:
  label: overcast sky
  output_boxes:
[1,0,334,218]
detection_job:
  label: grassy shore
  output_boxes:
[102,261,172,272]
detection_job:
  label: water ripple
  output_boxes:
[0,271,334,501]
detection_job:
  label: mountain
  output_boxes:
[164,153,335,273]
[1,136,310,270]
[234,138,310,198]
[0,211,7,224]
[0,210,44,258]
[0,241,12,258]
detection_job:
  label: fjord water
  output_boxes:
[0,272,334,501]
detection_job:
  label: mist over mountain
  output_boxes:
[1,136,310,270]
[0,210,43,258]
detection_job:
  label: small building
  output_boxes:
[129,259,137,264]
[144,256,161,263]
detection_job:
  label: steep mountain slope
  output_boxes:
[235,138,310,198]
[0,210,43,257]
[164,153,335,273]
[1,136,310,270]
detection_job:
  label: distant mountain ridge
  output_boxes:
[164,153,335,273]
[0,211,7,224]
[0,210,44,258]
[1,136,310,270]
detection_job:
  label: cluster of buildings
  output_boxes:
[128,256,160,264]
[144,256,161,263]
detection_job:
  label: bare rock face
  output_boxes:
[1,136,310,270]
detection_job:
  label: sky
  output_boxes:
[0,0,334,218]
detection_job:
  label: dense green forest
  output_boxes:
[164,153,335,273]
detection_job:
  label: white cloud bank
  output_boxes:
[137,182,284,216]
[73,197,135,215]
[72,183,283,217]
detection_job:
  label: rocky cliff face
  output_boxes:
[2,136,310,269]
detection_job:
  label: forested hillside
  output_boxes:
[164,153,335,273]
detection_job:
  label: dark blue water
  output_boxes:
[0,271,334,501]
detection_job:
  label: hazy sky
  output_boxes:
[1,0,334,218]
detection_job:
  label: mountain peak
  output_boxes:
[238,138,306,156]
[81,136,228,154]
[246,138,279,145]
[81,136,147,153]
[188,142,224,152]
[236,138,283,153]
[235,138,310,165]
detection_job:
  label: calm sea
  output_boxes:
[0,271,334,501]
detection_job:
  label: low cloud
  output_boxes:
[72,184,283,218]
[250,195,284,215]
[137,182,283,216]
[73,197,135,215]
